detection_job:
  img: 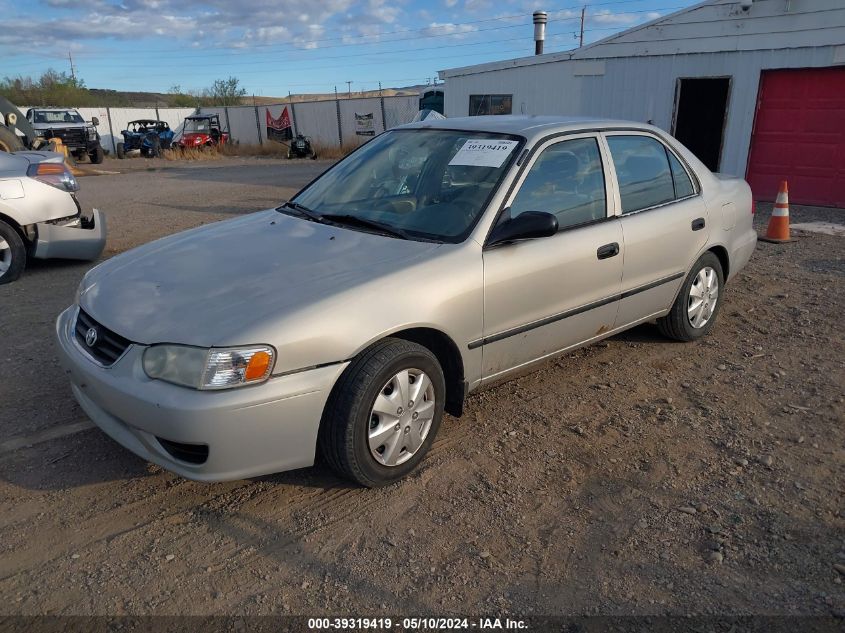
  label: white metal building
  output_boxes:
[439,0,845,206]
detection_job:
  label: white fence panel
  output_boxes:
[291,100,340,148]
[15,96,421,154]
[383,96,420,130]
[339,98,385,148]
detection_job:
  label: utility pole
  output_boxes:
[68,52,76,82]
[345,81,352,98]
[579,6,586,47]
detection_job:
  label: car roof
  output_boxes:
[30,107,79,112]
[186,114,216,119]
[397,115,656,143]
[128,119,164,124]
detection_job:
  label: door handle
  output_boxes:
[596,242,620,260]
[691,218,705,231]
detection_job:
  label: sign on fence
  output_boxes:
[354,112,376,137]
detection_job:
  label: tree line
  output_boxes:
[0,70,248,108]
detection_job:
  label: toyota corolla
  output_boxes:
[56,116,756,487]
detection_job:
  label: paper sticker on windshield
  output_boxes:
[449,139,519,168]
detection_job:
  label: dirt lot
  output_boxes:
[0,156,842,618]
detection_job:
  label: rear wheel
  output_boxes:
[0,220,26,284]
[0,126,24,153]
[319,338,446,487]
[657,252,724,342]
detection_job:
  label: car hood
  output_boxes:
[32,122,90,130]
[79,210,442,347]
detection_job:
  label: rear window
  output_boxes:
[668,150,695,198]
[607,135,675,213]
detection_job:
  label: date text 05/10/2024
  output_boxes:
[307,617,528,630]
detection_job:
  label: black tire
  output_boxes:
[89,145,104,164]
[657,251,725,342]
[116,142,125,159]
[0,126,25,153]
[319,338,446,487]
[146,134,162,158]
[0,219,26,284]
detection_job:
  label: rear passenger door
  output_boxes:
[480,134,623,381]
[603,132,709,328]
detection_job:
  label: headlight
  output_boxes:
[87,127,97,140]
[143,345,275,390]
[27,163,80,192]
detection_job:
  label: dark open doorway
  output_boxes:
[672,77,731,172]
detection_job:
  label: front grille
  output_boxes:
[156,438,209,465]
[47,127,87,147]
[74,309,131,365]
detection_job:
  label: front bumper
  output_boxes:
[33,208,107,261]
[55,305,348,481]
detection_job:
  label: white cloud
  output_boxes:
[590,10,662,26]
[421,22,477,37]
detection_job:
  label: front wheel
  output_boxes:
[89,145,104,164]
[116,142,125,159]
[0,220,26,284]
[319,338,446,487]
[657,252,724,342]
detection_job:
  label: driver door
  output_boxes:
[480,134,624,381]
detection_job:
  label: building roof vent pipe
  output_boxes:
[533,10,548,55]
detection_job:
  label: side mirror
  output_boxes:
[488,211,558,246]
[91,117,100,126]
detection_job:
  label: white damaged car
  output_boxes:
[0,151,106,283]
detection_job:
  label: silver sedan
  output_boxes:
[56,116,756,486]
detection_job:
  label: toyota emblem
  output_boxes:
[85,327,98,347]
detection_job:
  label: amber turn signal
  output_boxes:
[245,350,272,381]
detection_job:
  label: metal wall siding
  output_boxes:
[444,46,839,177]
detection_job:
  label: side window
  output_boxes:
[667,150,695,198]
[509,137,607,231]
[607,135,675,213]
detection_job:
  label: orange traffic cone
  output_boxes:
[759,180,794,243]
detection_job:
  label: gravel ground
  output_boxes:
[0,157,842,617]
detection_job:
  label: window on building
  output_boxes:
[606,135,676,213]
[469,94,513,116]
[508,137,607,230]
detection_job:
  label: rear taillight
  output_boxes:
[751,200,756,215]
[27,163,79,192]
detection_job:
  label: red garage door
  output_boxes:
[746,67,845,207]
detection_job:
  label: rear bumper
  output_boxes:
[55,305,347,481]
[33,208,106,261]
[728,228,757,282]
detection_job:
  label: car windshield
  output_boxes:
[184,119,210,133]
[290,129,522,242]
[34,110,84,124]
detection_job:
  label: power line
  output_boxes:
[11,0,667,66]
[21,5,681,73]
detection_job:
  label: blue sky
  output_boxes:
[1,0,700,96]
